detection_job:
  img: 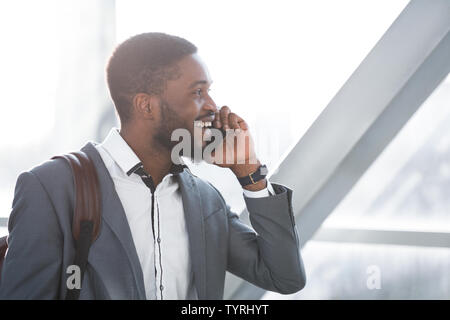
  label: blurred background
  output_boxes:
[0,0,449,299]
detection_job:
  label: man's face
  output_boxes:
[153,53,217,154]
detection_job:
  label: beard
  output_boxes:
[153,99,198,161]
[154,99,182,151]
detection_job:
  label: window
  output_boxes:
[0,1,115,236]
[264,74,450,299]
[264,241,450,300]
[324,74,450,232]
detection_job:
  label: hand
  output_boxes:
[206,106,257,168]
[206,106,266,191]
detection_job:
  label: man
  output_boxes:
[0,33,306,299]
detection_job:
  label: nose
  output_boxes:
[196,91,218,121]
[199,101,217,122]
[204,99,218,114]
[204,89,218,111]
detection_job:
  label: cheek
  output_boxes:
[170,104,197,131]
[166,96,201,129]
[180,100,202,120]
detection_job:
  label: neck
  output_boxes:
[120,125,172,187]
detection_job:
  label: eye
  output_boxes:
[193,88,211,97]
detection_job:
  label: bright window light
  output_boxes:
[115,0,409,213]
[323,73,450,232]
[115,0,409,168]
[0,1,58,148]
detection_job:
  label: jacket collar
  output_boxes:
[99,128,187,177]
[81,141,147,299]
[81,141,206,299]
[176,171,207,299]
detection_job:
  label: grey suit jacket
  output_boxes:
[0,142,306,299]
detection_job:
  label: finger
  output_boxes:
[213,111,221,129]
[238,119,249,131]
[220,106,231,130]
[233,114,249,131]
[228,113,240,130]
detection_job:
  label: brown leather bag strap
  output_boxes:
[51,151,101,299]
[52,151,101,242]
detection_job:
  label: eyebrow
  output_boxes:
[188,80,213,89]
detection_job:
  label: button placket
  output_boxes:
[131,165,162,300]
[154,195,164,300]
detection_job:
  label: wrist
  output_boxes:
[230,161,261,178]
[231,161,269,192]
[242,178,267,191]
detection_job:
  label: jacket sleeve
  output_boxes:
[226,183,306,294]
[0,171,63,299]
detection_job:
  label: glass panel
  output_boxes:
[323,74,450,232]
[0,1,57,219]
[0,1,115,220]
[0,227,6,238]
[263,241,450,299]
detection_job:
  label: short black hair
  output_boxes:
[106,32,197,123]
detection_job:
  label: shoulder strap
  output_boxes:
[0,235,7,277]
[51,151,101,300]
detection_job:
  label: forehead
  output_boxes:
[167,53,212,90]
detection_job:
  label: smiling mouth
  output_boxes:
[194,120,213,128]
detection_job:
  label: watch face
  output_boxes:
[260,165,268,176]
[238,164,267,186]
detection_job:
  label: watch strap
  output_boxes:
[237,164,268,187]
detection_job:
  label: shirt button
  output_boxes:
[160,285,164,291]
[157,237,161,243]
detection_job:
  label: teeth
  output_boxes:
[194,121,212,128]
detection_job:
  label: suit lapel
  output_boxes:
[81,142,207,299]
[177,171,207,299]
[81,142,146,300]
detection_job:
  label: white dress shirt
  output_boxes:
[95,128,273,299]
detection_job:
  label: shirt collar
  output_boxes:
[100,128,187,177]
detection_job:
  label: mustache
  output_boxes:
[195,110,215,121]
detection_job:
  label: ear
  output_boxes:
[133,93,159,120]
